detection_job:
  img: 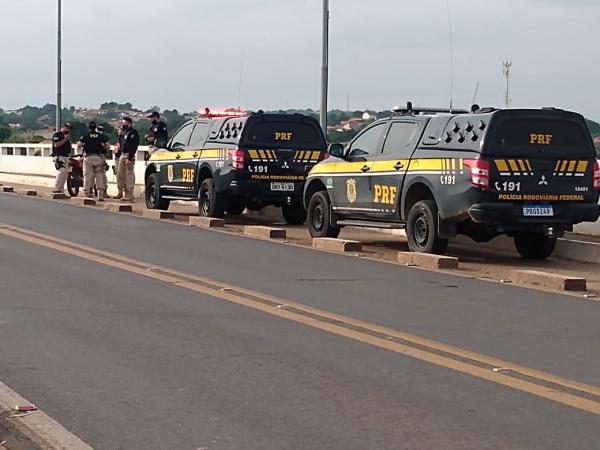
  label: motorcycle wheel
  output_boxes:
[67,174,79,197]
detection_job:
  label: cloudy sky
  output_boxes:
[2,0,599,119]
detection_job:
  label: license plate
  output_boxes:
[270,182,295,192]
[523,204,554,217]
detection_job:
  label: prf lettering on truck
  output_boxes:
[529,133,553,145]
[373,185,398,205]
[275,132,293,141]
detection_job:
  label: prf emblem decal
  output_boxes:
[167,164,174,183]
[346,178,357,203]
[530,133,553,145]
[275,132,293,141]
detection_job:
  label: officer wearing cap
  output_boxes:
[77,121,109,200]
[51,123,73,194]
[117,117,139,202]
[145,112,168,160]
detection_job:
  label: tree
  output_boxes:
[0,125,12,142]
[586,119,600,137]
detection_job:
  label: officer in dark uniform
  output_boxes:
[51,123,73,194]
[77,121,109,200]
[117,117,140,202]
[112,127,125,199]
[145,111,168,160]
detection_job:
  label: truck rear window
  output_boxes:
[242,121,325,149]
[487,118,594,157]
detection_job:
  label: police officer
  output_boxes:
[51,123,73,194]
[77,121,109,200]
[145,111,168,160]
[117,117,139,202]
[112,127,125,199]
[97,124,110,198]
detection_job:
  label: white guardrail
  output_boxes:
[1,142,599,236]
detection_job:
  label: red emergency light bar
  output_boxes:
[198,107,249,118]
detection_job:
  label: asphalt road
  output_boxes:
[0,193,599,449]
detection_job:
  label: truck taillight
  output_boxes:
[463,159,490,190]
[228,149,245,170]
[593,160,600,189]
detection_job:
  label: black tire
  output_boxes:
[513,233,557,260]
[406,199,448,254]
[199,178,226,218]
[227,196,246,215]
[67,174,79,197]
[282,204,307,225]
[307,191,341,238]
[145,173,170,210]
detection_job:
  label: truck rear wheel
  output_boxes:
[199,178,226,218]
[406,199,448,254]
[282,204,307,225]
[307,191,340,238]
[513,233,557,260]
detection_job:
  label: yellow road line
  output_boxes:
[1,224,599,415]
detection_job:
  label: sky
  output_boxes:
[1,0,599,120]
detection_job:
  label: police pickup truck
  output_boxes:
[304,104,600,259]
[145,110,327,224]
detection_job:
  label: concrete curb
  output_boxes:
[15,189,37,196]
[398,252,459,270]
[511,269,587,292]
[313,238,362,253]
[189,216,225,228]
[244,226,286,240]
[143,210,175,220]
[106,204,133,213]
[72,197,97,206]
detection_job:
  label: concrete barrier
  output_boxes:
[143,210,175,220]
[312,238,362,253]
[244,226,286,239]
[189,216,224,228]
[397,252,459,269]
[511,269,587,292]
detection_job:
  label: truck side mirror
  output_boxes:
[328,143,344,158]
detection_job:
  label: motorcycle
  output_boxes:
[67,155,84,197]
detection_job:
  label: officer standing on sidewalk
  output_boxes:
[97,124,110,198]
[51,123,73,194]
[112,127,125,199]
[145,111,168,160]
[77,121,109,200]
[116,117,139,202]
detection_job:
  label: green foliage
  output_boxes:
[586,119,600,136]
[0,125,12,142]
[30,135,45,144]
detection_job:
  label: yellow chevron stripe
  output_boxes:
[560,160,569,172]
[495,160,509,172]
[576,161,589,173]
[567,160,577,173]
[258,150,267,160]
[526,160,533,172]
[518,160,528,172]
[248,150,259,159]
[508,160,520,172]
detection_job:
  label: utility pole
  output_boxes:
[320,0,329,133]
[503,61,512,109]
[56,0,62,130]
